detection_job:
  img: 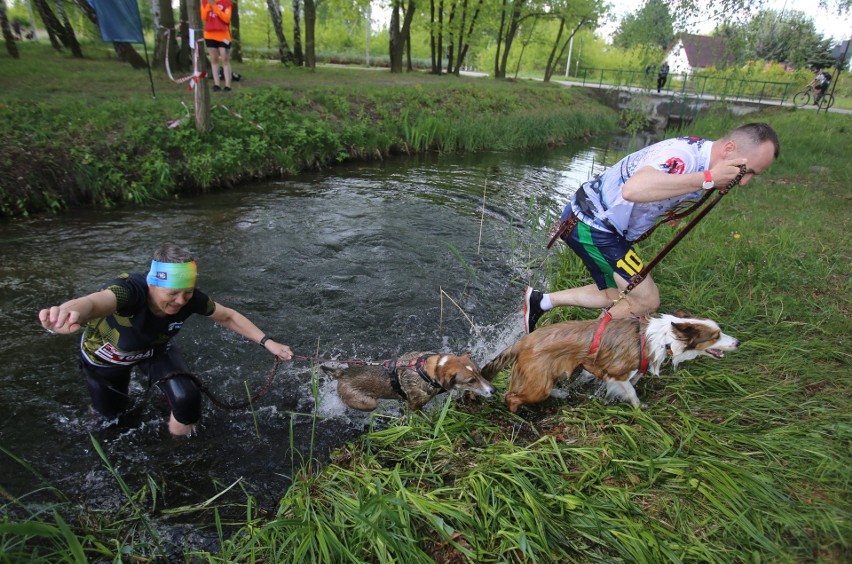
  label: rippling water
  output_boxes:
[0,138,629,539]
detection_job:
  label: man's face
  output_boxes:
[148,285,195,316]
[726,140,776,185]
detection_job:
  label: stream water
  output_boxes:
[0,136,638,550]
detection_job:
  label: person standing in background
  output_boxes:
[201,0,233,92]
[657,62,670,93]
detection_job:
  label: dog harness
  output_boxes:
[588,313,649,373]
[383,355,444,400]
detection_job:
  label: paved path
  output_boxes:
[551,78,852,115]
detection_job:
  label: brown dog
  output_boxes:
[482,313,740,411]
[321,351,495,411]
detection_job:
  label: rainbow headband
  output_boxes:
[146,260,198,289]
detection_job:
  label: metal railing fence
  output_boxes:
[574,68,797,105]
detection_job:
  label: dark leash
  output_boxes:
[154,358,283,411]
[544,164,747,310]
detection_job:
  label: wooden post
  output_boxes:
[185,0,211,133]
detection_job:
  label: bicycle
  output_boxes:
[793,84,835,110]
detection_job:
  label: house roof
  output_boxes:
[675,33,735,69]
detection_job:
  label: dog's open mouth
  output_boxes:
[704,348,725,359]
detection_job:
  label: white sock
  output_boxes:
[541,294,553,311]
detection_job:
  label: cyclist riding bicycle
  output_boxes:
[809,69,832,104]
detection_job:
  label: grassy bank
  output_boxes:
[0,43,617,218]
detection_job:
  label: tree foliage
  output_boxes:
[719,9,837,69]
[613,0,674,51]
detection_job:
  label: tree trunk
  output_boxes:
[113,42,149,69]
[454,0,482,75]
[451,0,467,74]
[179,0,191,70]
[494,0,507,77]
[231,0,242,62]
[444,1,456,74]
[512,16,536,79]
[292,0,303,66]
[404,1,412,71]
[429,0,436,73]
[497,0,525,79]
[53,0,83,57]
[71,0,149,69]
[32,0,63,50]
[543,17,586,83]
[266,0,294,63]
[151,0,161,66]
[389,1,402,72]
[391,0,416,73]
[0,0,19,59]
[304,0,315,68]
[157,0,179,71]
[543,18,565,83]
[186,0,211,133]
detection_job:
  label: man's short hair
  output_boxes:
[726,122,780,159]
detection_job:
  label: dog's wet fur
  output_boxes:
[482,314,740,411]
[321,351,495,411]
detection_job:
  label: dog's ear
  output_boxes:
[671,309,692,318]
[458,350,472,358]
[672,321,720,348]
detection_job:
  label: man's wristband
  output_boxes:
[259,335,272,347]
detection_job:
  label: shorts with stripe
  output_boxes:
[560,214,644,290]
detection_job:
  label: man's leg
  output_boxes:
[524,222,659,331]
[544,273,658,318]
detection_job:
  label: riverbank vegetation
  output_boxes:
[2,101,849,560]
[0,43,617,218]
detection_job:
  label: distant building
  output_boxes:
[664,33,736,74]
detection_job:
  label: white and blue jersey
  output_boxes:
[569,136,713,241]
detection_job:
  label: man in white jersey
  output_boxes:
[524,122,780,333]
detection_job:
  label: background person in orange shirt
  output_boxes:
[201,0,233,92]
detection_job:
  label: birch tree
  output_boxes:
[266,0,295,63]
